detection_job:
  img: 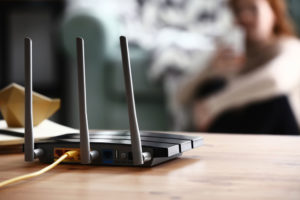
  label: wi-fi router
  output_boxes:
[24,36,203,167]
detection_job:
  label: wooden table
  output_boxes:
[0,133,300,200]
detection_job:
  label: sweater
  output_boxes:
[203,37,300,126]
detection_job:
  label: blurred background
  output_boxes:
[0,0,299,132]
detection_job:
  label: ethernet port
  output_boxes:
[55,149,63,157]
[102,149,114,164]
[128,152,133,161]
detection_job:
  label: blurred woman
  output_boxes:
[179,0,300,134]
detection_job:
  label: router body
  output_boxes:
[35,131,203,167]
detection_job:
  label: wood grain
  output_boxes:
[0,133,300,200]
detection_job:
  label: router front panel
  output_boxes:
[35,142,173,167]
[33,130,203,167]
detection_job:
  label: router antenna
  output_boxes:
[24,37,43,162]
[24,37,34,161]
[120,36,149,165]
[76,37,98,164]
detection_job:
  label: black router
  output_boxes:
[24,36,203,167]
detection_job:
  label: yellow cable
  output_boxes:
[0,150,79,188]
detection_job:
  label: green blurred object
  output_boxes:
[288,0,300,36]
[61,8,168,131]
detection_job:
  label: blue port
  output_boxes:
[102,149,114,164]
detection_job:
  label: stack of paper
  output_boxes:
[0,120,79,153]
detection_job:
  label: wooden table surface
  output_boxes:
[0,133,300,200]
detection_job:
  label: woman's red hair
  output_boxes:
[229,0,296,37]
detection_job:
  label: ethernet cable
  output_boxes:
[0,150,79,188]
